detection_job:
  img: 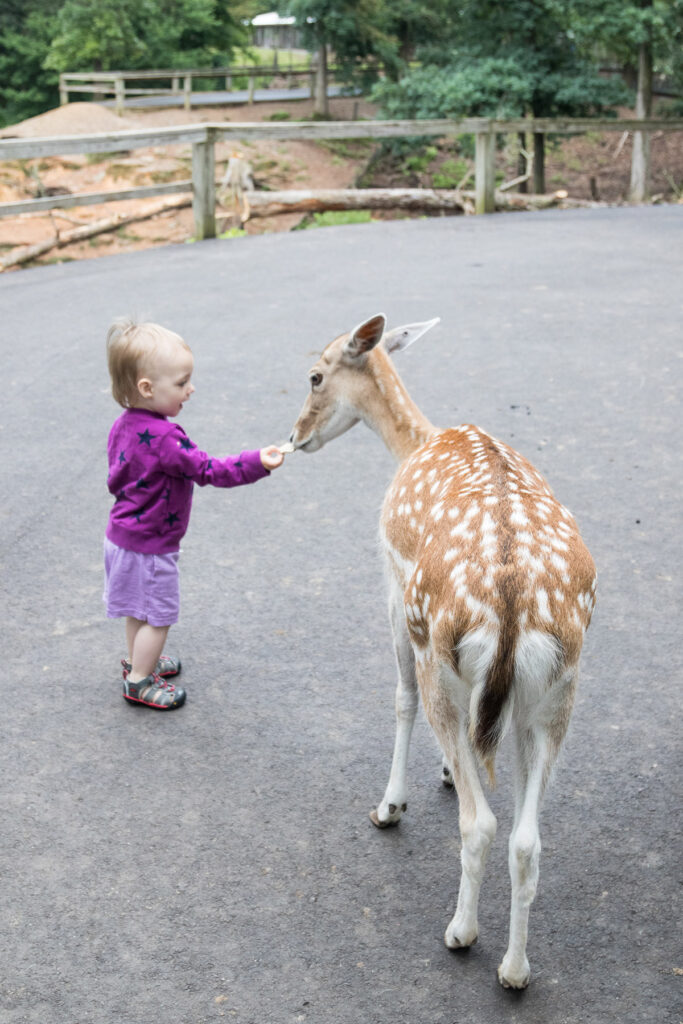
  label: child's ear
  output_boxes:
[137,377,153,399]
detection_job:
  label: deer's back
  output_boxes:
[380,425,596,669]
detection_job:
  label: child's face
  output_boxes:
[137,341,195,417]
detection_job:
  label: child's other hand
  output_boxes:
[260,445,285,471]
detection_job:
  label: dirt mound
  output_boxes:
[0,102,137,139]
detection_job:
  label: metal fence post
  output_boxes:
[192,129,216,240]
[475,125,495,214]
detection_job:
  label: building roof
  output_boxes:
[251,12,296,27]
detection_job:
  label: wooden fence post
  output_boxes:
[248,75,255,104]
[630,130,650,201]
[192,129,216,240]
[475,126,495,214]
[183,75,192,111]
[59,75,68,106]
[114,77,125,117]
[629,40,653,201]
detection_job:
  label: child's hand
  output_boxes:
[260,445,285,471]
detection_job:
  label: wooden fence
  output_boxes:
[1,117,681,236]
[59,62,352,115]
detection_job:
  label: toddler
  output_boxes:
[104,318,285,710]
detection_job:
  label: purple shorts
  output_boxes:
[103,537,180,626]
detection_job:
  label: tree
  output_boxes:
[0,1,61,126]
[373,0,630,191]
[571,0,683,198]
[283,0,450,115]
[44,0,146,72]
[284,0,388,115]
[44,0,250,74]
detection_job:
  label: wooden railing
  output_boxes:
[58,62,354,115]
[1,117,681,236]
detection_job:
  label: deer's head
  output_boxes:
[290,314,439,453]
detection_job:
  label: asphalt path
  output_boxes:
[1,206,681,1024]
[105,84,350,109]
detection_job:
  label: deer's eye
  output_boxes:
[310,372,323,389]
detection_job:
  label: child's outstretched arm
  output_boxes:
[158,425,274,488]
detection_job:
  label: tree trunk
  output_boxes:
[517,132,528,193]
[629,20,653,202]
[533,132,545,194]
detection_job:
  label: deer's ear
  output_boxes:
[382,317,440,355]
[343,313,386,360]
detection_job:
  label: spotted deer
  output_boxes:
[289,313,597,988]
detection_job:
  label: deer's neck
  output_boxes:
[363,350,437,462]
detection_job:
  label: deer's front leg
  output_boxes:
[370,594,417,828]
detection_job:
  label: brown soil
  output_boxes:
[365,117,683,204]
[1,99,681,270]
[0,98,378,266]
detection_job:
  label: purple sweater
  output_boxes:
[106,408,269,553]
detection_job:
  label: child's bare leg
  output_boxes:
[125,617,144,661]
[126,617,169,682]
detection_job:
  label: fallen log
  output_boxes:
[245,188,475,218]
[243,187,597,218]
[0,194,191,271]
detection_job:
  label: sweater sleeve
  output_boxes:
[157,424,269,488]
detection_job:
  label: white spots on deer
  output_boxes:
[536,587,552,622]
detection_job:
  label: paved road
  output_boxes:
[1,206,681,1024]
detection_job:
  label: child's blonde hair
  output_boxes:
[106,317,191,408]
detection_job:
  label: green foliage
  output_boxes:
[0,4,61,126]
[432,157,469,188]
[402,145,437,173]
[372,0,638,125]
[45,0,248,72]
[267,111,292,120]
[298,209,372,228]
[45,0,145,71]
[0,0,252,126]
[218,226,247,238]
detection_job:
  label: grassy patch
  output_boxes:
[432,157,469,188]
[86,151,127,164]
[402,145,438,175]
[298,209,372,230]
[267,111,292,121]
[317,138,374,159]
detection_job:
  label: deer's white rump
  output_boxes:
[289,313,596,989]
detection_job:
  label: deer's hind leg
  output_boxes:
[422,665,497,949]
[498,665,578,989]
[370,580,418,828]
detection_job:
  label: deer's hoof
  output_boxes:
[445,925,478,950]
[369,802,406,829]
[497,962,530,990]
